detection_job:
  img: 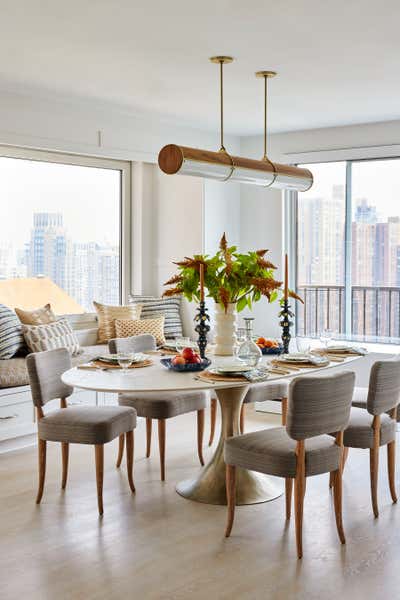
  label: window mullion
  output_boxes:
[344,161,352,337]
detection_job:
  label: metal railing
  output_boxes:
[297,285,400,340]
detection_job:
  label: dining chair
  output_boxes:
[334,359,400,517]
[27,348,137,516]
[108,334,207,481]
[209,382,289,445]
[224,370,355,558]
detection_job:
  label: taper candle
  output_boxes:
[284,254,288,300]
[199,263,205,302]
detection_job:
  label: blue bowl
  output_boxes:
[160,358,211,372]
[260,345,283,355]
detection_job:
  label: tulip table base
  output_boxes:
[176,386,283,505]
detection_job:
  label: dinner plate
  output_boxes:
[279,353,312,363]
[97,353,147,364]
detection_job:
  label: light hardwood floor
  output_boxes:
[1,408,400,600]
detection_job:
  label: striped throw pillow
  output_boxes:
[129,296,183,340]
[0,304,26,359]
[22,319,82,356]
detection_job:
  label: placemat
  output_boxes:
[272,359,328,369]
[78,358,153,370]
[196,371,248,383]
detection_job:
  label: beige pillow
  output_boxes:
[22,319,81,356]
[115,317,166,346]
[15,303,56,325]
[93,301,142,343]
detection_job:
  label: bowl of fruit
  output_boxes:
[256,337,283,355]
[161,347,211,372]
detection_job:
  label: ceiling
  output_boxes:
[1,0,400,136]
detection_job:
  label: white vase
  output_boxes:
[213,302,237,356]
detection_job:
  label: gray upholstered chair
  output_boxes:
[27,348,137,516]
[209,381,289,445]
[336,359,400,517]
[224,371,355,558]
[108,334,207,481]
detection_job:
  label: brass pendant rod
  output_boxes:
[220,60,225,151]
[264,75,268,160]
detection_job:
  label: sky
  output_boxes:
[301,158,400,220]
[0,156,120,249]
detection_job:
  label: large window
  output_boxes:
[0,148,130,314]
[295,157,400,343]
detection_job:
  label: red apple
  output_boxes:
[182,347,195,360]
[172,355,186,366]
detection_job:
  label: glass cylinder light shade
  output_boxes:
[158,144,313,191]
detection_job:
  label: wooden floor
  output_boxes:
[1,407,400,600]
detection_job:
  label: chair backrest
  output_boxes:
[286,371,355,441]
[108,334,157,354]
[367,359,400,415]
[26,348,73,407]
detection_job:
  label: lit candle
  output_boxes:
[284,254,288,300]
[199,263,205,302]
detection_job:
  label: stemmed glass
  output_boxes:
[320,329,333,348]
[175,336,190,353]
[117,352,134,374]
[296,337,311,355]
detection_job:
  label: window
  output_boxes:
[295,157,400,343]
[0,148,130,314]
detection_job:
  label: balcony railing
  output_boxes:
[297,285,400,341]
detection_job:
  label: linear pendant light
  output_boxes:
[158,57,313,191]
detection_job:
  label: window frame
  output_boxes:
[288,155,400,344]
[0,144,131,310]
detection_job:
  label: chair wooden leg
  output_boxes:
[95,444,104,516]
[146,417,152,458]
[209,398,217,446]
[387,440,397,504]
[126,431,135,494]
[36,438,46,504]
[158,419,166,481]
[197,409,205,466]
[281,397,288,426]
[61,442,69,489]
[370,445,380,518]
[285,478,293,519]
[332,469,346,544]
[240,403,245,434]
[225,464,236,537]
[116,434,124,468]
[330,446,349,488]
[294,441,305,559]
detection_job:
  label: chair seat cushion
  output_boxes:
[342,407,396,449]
[351,386,368,409]
[38,405,136,445]
[118,390,207,419]
[224,427,341,478]
[243,381,289,404]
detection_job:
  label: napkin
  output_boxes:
[242,369,271,382]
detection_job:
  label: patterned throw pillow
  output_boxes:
[15,303,57,325]
[115,317,166,346]
[22,319,81,356]
[0,304,26,359]
[129,295,182,340]
[93,301,142,343]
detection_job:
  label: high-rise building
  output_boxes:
[29,213,67,289]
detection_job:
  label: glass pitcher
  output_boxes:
[236,318,262,367]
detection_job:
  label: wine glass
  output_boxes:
[175,336,190,353]
[117,352,134,373]
[320,329,333,348]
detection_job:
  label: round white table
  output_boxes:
[62,354,361,506]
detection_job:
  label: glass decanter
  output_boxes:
[236,318,262,367]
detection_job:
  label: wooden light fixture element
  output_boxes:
[158,57,313,192]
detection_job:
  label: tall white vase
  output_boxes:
[213,302,237,356]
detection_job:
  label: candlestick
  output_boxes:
[199,263,205,302]
[284,253,288,300]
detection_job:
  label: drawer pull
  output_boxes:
[0,414,18,420]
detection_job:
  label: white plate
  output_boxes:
[280,353,312,363]
[210,364,254,375]
[97,353,147,364]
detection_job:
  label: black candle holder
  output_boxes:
[194,301,210,359]
[279,299,294,354]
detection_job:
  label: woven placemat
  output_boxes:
[196,371,248,383]
[78,358,153,370]
[273,359,328,369]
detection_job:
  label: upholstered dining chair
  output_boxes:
[333,359,400,517]
[108,334,207,481]
[208,381,289,445]
[27,348,137,516]
[224,371,355,558]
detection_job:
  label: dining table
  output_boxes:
[61,352,362,506]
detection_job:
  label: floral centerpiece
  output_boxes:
[163,233,301,355]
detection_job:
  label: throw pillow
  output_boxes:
[129,295,182,339]
[0,304,26,359]
[115,316,166,346]
[15,303,56,325]
[22,319,81,356]
[93,301,142,343]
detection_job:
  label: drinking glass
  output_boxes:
[296,337,311,354]
[117,352,134,373]
[320,329,333,348]
[175,336,190,353]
